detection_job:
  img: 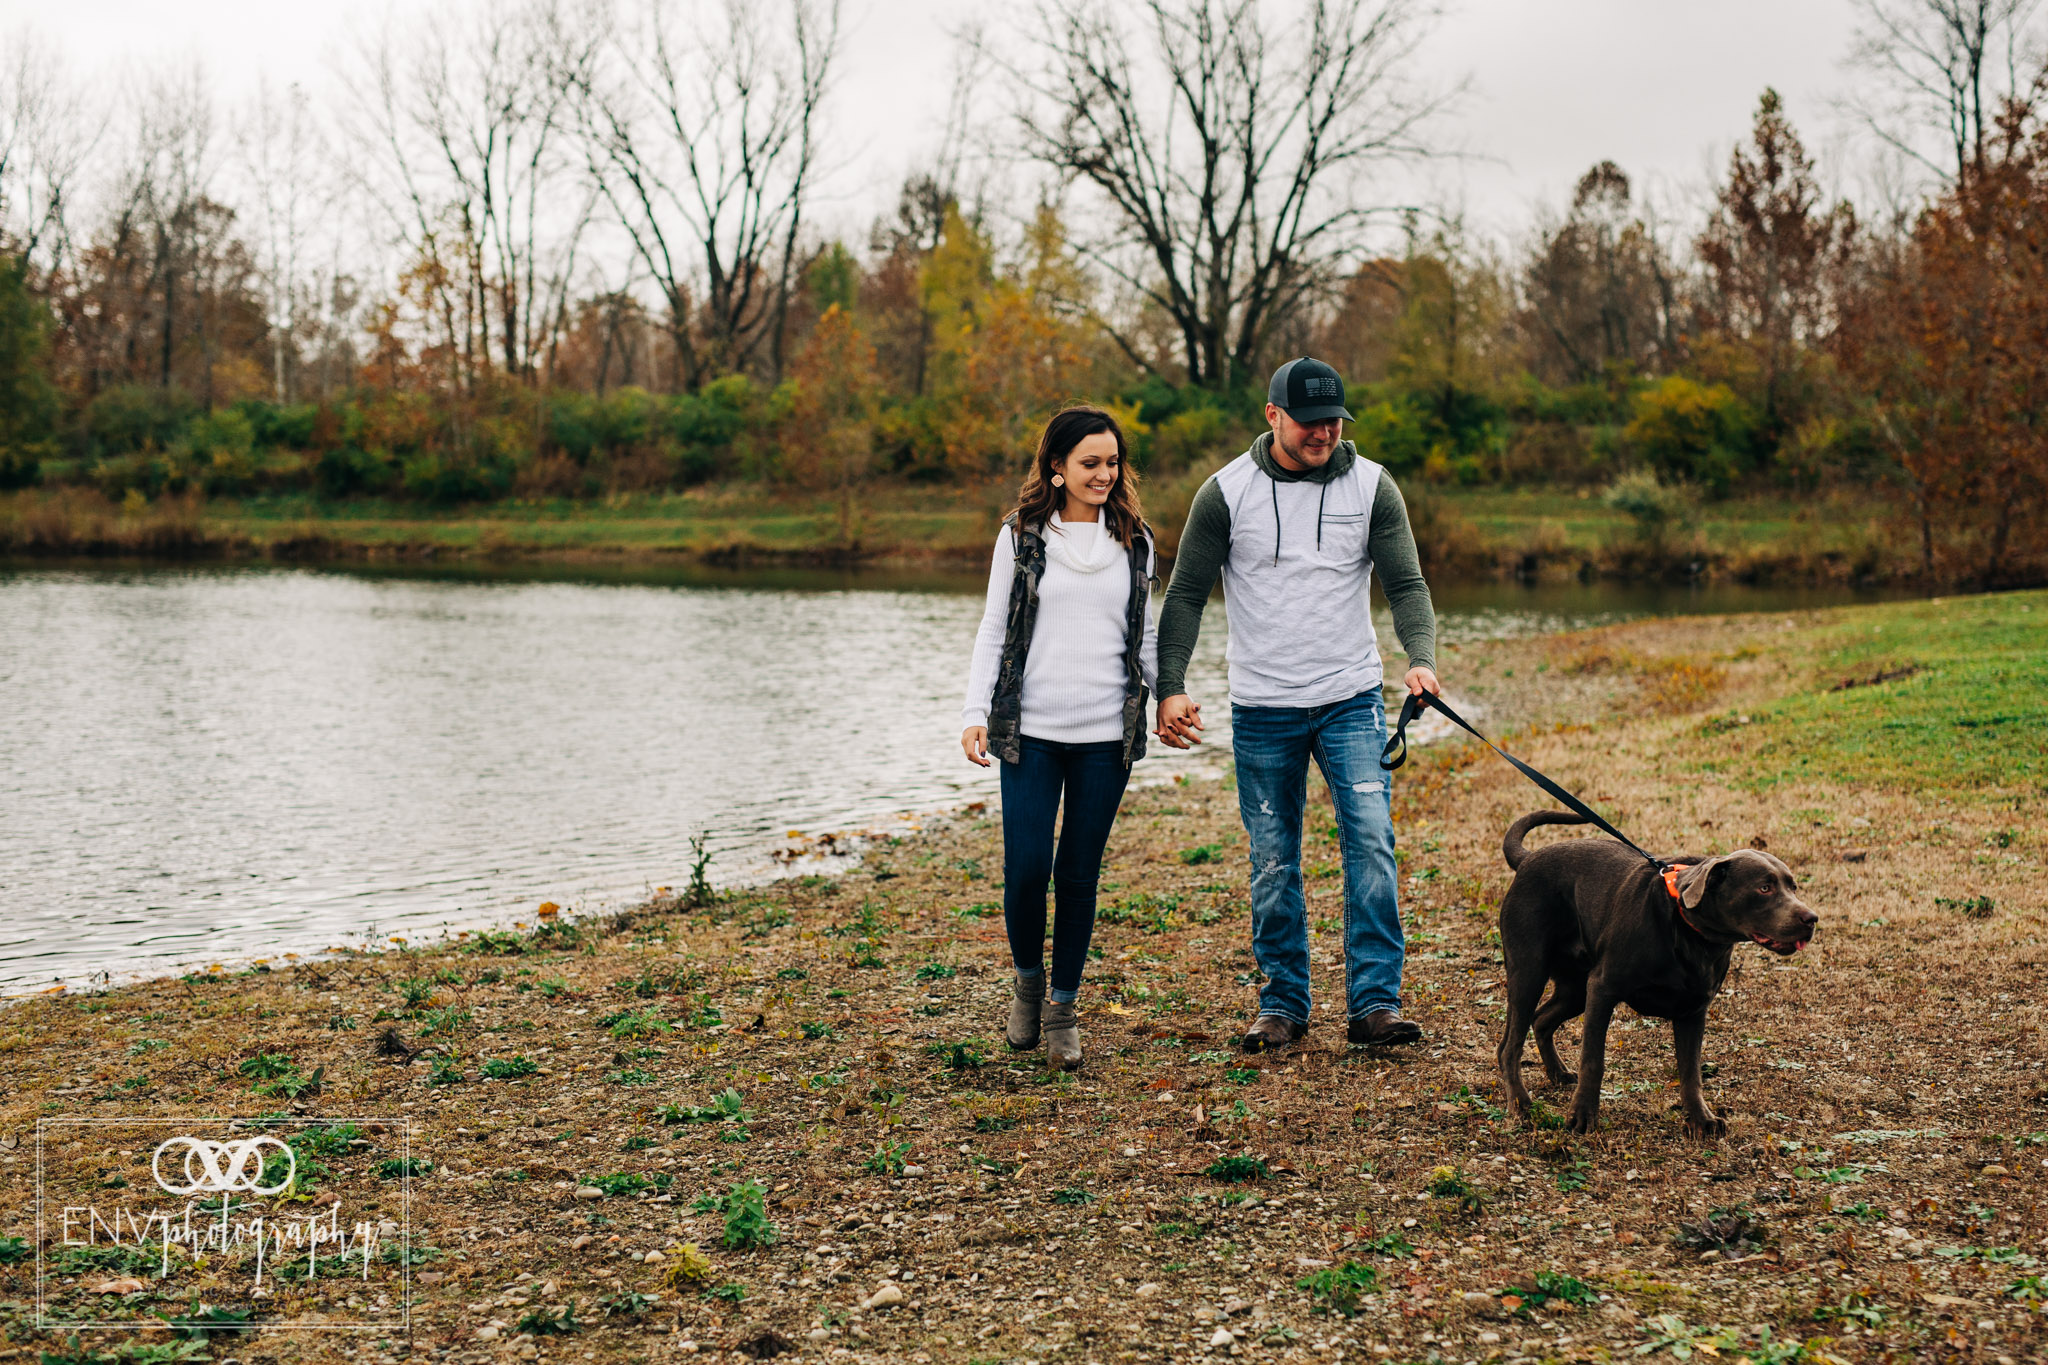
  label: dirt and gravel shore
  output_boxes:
[3,593,2043,1365]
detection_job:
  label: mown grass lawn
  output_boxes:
[1696,592,2046,799]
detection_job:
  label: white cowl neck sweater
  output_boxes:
[961,513,1160,746]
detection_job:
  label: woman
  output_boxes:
[961,405,1157,1071]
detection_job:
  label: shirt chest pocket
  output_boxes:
[1313,509,1368,564]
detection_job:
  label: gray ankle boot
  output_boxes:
[1044,1000,1082,1071]
[1006,972,1045,1050]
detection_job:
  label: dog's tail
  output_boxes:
[1503,810,1591,870]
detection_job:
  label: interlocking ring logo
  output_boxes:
[151,1136,295,1197]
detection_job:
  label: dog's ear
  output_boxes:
[1677,856,1731,910]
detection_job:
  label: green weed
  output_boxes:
[1496,1269,1595,1317]
[659,1088,747,1125]
[1426,1165,1480,1207]
[236,1052,295,1080]
[481,1055,537,1080]
[514,1303,581,1336]
[58,1244,162,1275]
[1204,1155,1270,1183]
[601,1008,671,1039]
[695,1179,777,1249]
[1297,1261,1378,1316]
[159,1302,254,1339]
[685,832,715,908]
[1813,1290,1887,1327]
[864,1140,913,1176]
[599,1289,656,1319]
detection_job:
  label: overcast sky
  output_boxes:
[11,0,1872,246]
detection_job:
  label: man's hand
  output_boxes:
[1155,694,1204,749]
[1404,665,1441,698]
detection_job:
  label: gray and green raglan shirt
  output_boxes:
[1155,432,1437,708]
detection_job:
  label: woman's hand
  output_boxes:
[1155,694,1203,748]
[962,726,991,767]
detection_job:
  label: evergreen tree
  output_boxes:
[0,254,58,489]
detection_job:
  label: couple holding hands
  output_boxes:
[960,358,1444,1070]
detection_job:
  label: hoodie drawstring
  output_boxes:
[1270,477,1282,566]
[1270,471,1334,561]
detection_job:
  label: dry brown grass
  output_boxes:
[0,487,217,556]
[1,606,2044,1365]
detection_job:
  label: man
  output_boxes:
[1154,356,1441,1053]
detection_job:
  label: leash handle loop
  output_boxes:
[1379,688,1667,870]
[1378,691,1422,772]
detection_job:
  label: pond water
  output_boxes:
[0,561,1907,994]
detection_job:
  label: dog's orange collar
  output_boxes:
[1662,862,1709,938]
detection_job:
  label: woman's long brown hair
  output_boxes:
[1011,405,1147,546]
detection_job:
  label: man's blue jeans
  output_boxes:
[1231,688,1404,1025]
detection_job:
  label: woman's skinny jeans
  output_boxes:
[999,735,1130,1003]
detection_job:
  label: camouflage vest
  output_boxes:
[985,516,1155,768]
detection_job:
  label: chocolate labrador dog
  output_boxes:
[1495,811,1818,1136]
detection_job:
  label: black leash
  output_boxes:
[1379,690,1669,871]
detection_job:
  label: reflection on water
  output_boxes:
[0,562,1909,992]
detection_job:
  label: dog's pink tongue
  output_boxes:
[1793,940,1807,952]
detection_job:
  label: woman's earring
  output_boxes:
[1051,474,1064,487]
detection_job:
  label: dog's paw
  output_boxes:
[1545,1069,1578,1088]
[1684,1112,1728,1139]
[1565,1108,1600,1135]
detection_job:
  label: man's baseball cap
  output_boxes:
[1267,356,1353,423]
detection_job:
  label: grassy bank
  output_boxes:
[0,479,1979,587]
[2,593,2044,1365]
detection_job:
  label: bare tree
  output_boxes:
[0,29,98,275]
[1844,0,2047,187]
[236,79,326,402]
[1003,0,1454,389]
[560,0,840,390]
[1696,90,1856,438]
[133,69,219,394]
[344,0,590,389]
[1522,162,1684,385]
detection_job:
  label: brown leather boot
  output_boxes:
[1347,1009,1423,1046]
[1239,1014,1307,1053]
[1044,1000,1082,1071]
[1006,972,1045,1050]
